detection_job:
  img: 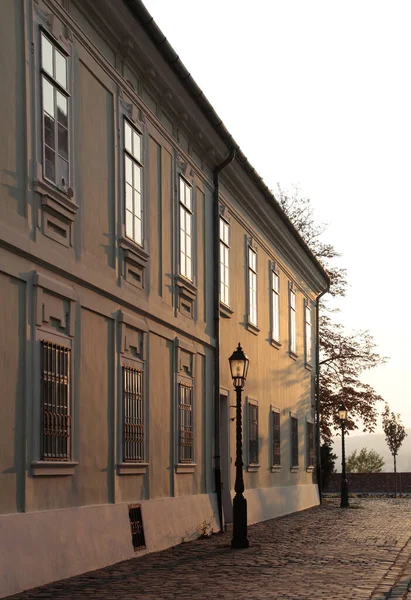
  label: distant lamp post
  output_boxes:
[338,403,349,508]
[229,343,250,549]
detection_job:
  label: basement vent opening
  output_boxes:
[128,504,146,550]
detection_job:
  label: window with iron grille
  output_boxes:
[291,416,299,467]
[123,366,144,462]
[40,340,71,461]
[124,119,143,246]
[305,300,312,365]
[179,383,193,462]
[248,247,257,326]
[128,504,146,549]
[272,410,281,466]
[289,286,297,355]
[41,33,70,188]
[307,422,315,468]
[220,217,230,306]
[179,177,193,281]
[249,403,259,464]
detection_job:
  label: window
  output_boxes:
[305,301,312,365]
[272,410,281,466]
[271,270,280,343]
[289,286,297,355]
[291,416,299,468]
[307,422,315,468]
[179,383,194,462]
[123,366,144,462]
[41,33,69,187]
[248,247,258,326]
[220,217,230,306]
[40,341,71,461]
[248,403,259,465]
[124,120,143,246]
[179,177,193,281]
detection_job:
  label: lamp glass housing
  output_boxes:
[338,404,348,421]
[229,344,249,388]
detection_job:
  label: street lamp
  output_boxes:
[229,343,250,549]
[338,403,349,508]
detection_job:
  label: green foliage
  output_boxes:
[346,447,385,473]
[320,442,337,489]
[382,404,407,460]
[276,184,387,442]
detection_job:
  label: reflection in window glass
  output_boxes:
[42,78,54,117]
[124,120,143,246]
[41,35,53,76]
[55,50,67,89]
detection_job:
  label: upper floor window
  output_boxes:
[305,301,312,365]
[248,247,258,327]
[122,365,144,463]
[124,120,143,246]
[271,270,280,343]
[41,33,69,188]
[179,177,193,281]
[289,286,297,355]
[220,217,230,306]
[40,340,71,461]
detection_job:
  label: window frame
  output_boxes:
[306,420,315,471]
[40,30,71,191]
[219,216,230,307]
[271,408,281,470]
[179,176,193,282]
[290,414,299,470]
[122,362,145,464]
[247,398,259,471]
[124,118,144,247]
[304,299,313,367]
[289,284,297,357]
[271,266,280,346]
[178,381,194,465]
[248,245,258,329]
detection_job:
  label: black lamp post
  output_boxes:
[229,343,250,549]
[338,403,349,508]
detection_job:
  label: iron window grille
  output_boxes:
[128,504,146,549]
[271,271,280,342]
[124,119,143,246]
[305,301,312,365]
[249,403,259,464]
[179,177,193,281]
[179,383,193,463]
[123,366,144,463]
[291,416,299,467]
[289,288,297,355]
[220,217,230,306]
[40,340,71,461]
[248,247,258,326]
[40,33,70,188]
[307,422,315,467]
[272,411,281,466]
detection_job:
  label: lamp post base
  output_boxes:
[340,477,349,508]
[231,494,249,549]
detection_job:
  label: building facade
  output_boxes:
[0,0,329,596]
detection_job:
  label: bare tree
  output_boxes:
[382,404,407,497]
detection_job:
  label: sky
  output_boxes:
[143,0,411,431]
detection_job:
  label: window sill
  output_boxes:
[34,179,78,221]
[246,322,260,336]
[306,466,315,473]
[31,461,78,476]
[176,274,197,300]
[117,462,149,475]
[290,466,299,473]
[289,351,298,361]
[220,302,233,319]
[175,463,196,474]
[271,465,282,472]
[247,464,260,472]
[119,236,150,265]
[270,338,281,349]
[305,362,313,371]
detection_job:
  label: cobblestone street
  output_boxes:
[6,499,411,600]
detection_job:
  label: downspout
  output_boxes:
[315,282,330,504]
[213,147,237,532]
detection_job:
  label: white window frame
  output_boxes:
[179,177,193,281]
[289,285,297,356]
[40,30,70,190]
[305,300,312,366]
[124,119,144,246]
[220,217,230,307]
[271,268,280,344]
[248,246,258,327]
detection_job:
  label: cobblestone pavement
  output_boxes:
[6,498,411,600]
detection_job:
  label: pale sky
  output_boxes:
[143,0,411,431]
